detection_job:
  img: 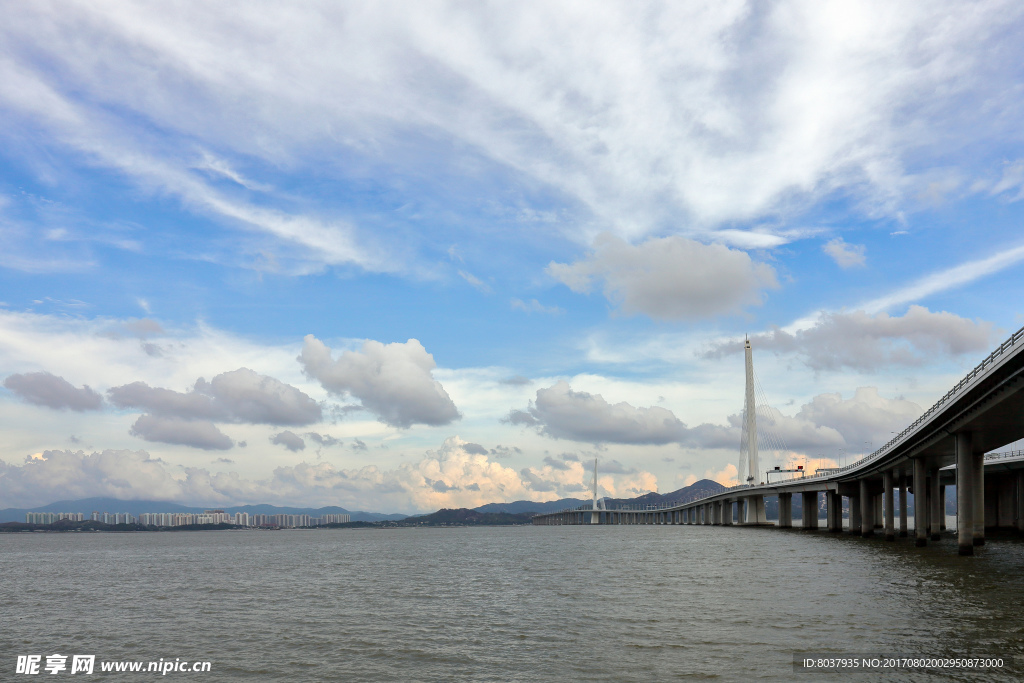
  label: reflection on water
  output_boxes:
[2,525,1023,681]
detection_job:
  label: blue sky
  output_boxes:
[2,1,1024,513]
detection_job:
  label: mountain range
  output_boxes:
[0,479,728,524]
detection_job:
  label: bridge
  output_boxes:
[532,326,1024,556]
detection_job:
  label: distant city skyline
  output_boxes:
[24,509,350,528]
[3,3,1024,514]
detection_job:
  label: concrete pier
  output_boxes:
[883,470,895,541]
[940,485,947,531]
[929,467,942,541]
[745,495,767,525]
[914,458,927,547]
[898,474,908,537]
[973,446,985,546]
[826,491,842,532]
[778,493,792,528]
[859,480,874,537]
[1018,471,1024,533]
[956,432,974,555]
[802,492,818,529]
[849,494,861,534]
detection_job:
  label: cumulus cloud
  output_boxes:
[508,379,920,460]
[547,234,777,320]
[4,371,103,411]
[270,430,306,452]
[199,369,322,425]
[0,438,663,512]
[703,305,994,370]
[489,445,521,458]
[794,387,922,450]
[686,388,920,458]
[598,459,635,474]
[508,381,687,445]
[823,238,866,268]
[298,335,460,428]
[130,415,233,450]
[109,368,321,426]
[109,382,221,420]
[306,432,341,447]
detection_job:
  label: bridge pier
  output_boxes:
[956,432,975,555]
[826,491,842,532]
[860,480,874,537]
[745,495,767,525]
[914,458,928,547]
[802,492,819,529]
[722,501,732,526]
[778,493,792,528]
[940,485,947,531]
[898,473,908,537]
[883,471,895,541]
[973,445,985,545]
[1018,471,1024,533]
[929,467,942,541]
[849,493,861,533]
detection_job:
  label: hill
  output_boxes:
[474,479,727,516]
[396,508,534,526]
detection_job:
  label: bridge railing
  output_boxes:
[984,449,1024,461]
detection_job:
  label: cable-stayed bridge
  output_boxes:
[532,325,1024,556]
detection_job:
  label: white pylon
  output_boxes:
[590,457,600,523]
[744,337,758,486]
[740,337,767,523]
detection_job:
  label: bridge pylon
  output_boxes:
[740,338,768,524]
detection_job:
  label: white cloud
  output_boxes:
[106,368,322,449]
[3,371,103,411]
[510,298,563,315]
[704,305,993,371]
[0,437,658,512]
[2,2,1022,253]
[130,415,233,451]
[794,387,922,450]
[508,381,686,445]
[108,369,321,425]
[547,234,778,320]
[199,368,322,425]
[298,335,460,428]
[823,238,866,268]
[458,270,492,293]
[858,242,1024,314]
[270,430,306,452]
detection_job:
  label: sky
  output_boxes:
[3,1,1024,514]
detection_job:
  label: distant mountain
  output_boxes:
[473,479,728,516]
[475,498,587,515]
[0,497,406,523]
[605,479,727,507]
[397,508,533,526]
